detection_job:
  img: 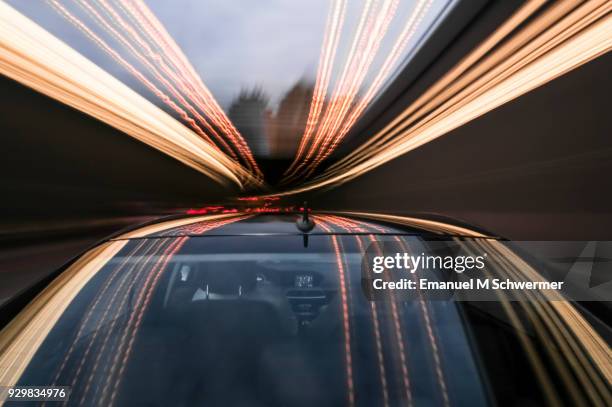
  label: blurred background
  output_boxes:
[1,0,610,303]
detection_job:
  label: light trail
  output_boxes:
[321,215,414,406]
[326,0,549,174]
[0,1,260,188]
[74,0,239,160]
[453,237,562,406]
[48,0,220,149]
[284,0,401,182]
[293,0,380,178]
[64,214,248,405]
[466,238,601,405]
[50,238,149,389]
[284,0,347,177]
[329,0,604,174]
[274,0,611,196]
[317,219,356,407]
[316,215,390,407]
[0,241,129,387]
[0,212,245,390]
[117,0,263,178]
[332,212,489,237]
[49,0,262,182]
[312,0,433,170]
[74,238,170,406]
[334,211,612,403]
[103,216,248,407]
[300,0,401,179]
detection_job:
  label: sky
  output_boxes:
[6,0,452,109]
[146,0,328,110]
[5,0,453,158]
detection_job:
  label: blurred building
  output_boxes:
[228,88,271,157]
[268,80,313,158]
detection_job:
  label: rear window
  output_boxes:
[11,235,486,406]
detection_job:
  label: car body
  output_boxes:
[0,212,609,406]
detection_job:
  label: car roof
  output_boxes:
[110,212,493,240]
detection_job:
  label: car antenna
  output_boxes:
[296,201,314,247]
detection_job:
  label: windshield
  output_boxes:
[7,234,485,407]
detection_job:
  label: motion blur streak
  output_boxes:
[299,0,400,179]
[331,216,414,405]
[68,0,262,177]
[329,212,450,407]
[0,2,261,189]
[328,0,608,174]
[328,0,547,172]
[70,0,238,160]
[286,0,432,183]
[317,219,355,407]
[47,0,261,185]
[465,239,609,406]
[125,0,263,179]
[312,0,432,172]
[275,0,611,196]
[0,240,128,387]
[285,0,347,177]
[320,215,414,406]
[117,213,244,239]
[103,216,250,407]
[47,0,219,150]
[317,215,392,407]
[454,239,561,406]
[341,212,612,404]
[483,241,612,386]
[333,212,489,237]
[392,235,450,407]
[0,213,248,403]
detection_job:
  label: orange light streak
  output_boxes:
[76,238,172,405]
[51,238,149,386]
[123,0,263,179]
[102,216,249,406]
[71,216,244,404]
[286,0,400,182]
[324,216,412,404]
[0,1,257,187]
[284,0,347,176]
[78,0,239,160]
[273,1,611,196]
[314,0,433,167]
[48,0,217,147]
[317,219,355,407]
[304,0,400,178]
[315,215,390,407]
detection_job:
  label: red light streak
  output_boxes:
[285,0,400,182]
[304,0,400,177]
[74,237,169,404]
[332,214,448,406]
[48,0,218,145]
[317,219,355,407]
[101,215,249,405]
[76,0,239,160]
[122,0,262,179]
[326,215,413,405]
[284,0,347,177]
[317,215,389,407]
[52,238,149,388]
[313,0,433,169]
[48,0,263,182]
[186,206,224,214]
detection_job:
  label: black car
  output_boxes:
[0,212,609,406]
